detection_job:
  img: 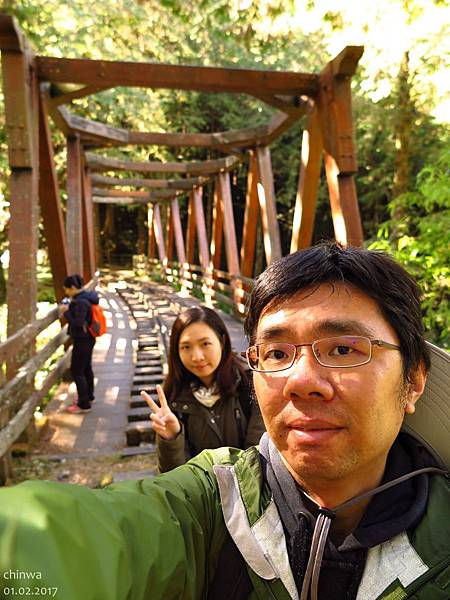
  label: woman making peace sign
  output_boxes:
[141,306,265,472]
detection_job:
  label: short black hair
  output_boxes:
[244,242,430,380]
[63,274,84,289]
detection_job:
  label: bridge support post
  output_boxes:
[255,146,282,265]
[318,47,364,247]
[240,150,259,278]
[170,198,186,284]
[66,134,84,273]
[210,179,224,301]
[217,172,241,314]
[153,203,167,280]
[82,164,96,281]
[38,88,70,300]
[290,102,323,251]
[0,21,40,480]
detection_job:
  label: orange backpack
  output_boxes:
[88,303,107,337]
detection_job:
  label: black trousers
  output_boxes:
[71,336,95,408]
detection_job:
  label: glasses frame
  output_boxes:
[241,336,401,373]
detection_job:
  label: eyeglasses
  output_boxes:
[242,336,401,372]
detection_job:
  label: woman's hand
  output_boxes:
[141,384,181,441]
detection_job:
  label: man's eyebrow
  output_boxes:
[255,320,376,343]
[255,326,292,343]
[313,320,376,338]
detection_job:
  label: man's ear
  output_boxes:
[404,362,427,415]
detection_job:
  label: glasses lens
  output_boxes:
[314,336,371,367]
[248,343,295,372]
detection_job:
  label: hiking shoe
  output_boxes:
[66,404,92,414]
[71,397,95,405]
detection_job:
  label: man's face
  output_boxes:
[253,282,412,495]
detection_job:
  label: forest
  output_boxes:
[0,0,448,348]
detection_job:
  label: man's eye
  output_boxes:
[329,345,353,356]
[263,349,287,361]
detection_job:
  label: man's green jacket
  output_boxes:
[0,446,449,599]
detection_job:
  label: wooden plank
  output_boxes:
[185,156,240,175]
[38,90,70,299]
[329,46,364,77]
[92,196,150,205]
[171,198,186,265]
[91,173,204,190]
[47,102,72,137]
[290,103,323,251]
[64,110,129,144]
[167,177,206,190]
[66,135,83,273]
[210,180,223,271]
[217,172,240,275]
[153,204,167,263]
[0,15,26,53]
[49,83,112,107]
[91,173,170,189]
[193,187,210,269]
[82,165,97,280]
[255,94,306,114]
[149,190,181,201]
[92,188,150,198]
[263,106,308,146]
[255,146,282,264]
[240,150,259,278]
[128,131,215,147]
[0,329,68,407]
[37,56,320,96]
[0,308,59,366]
[0,349,71,457]
[213,124,269,147]
[86,152,187,173]
[85,152,239,175]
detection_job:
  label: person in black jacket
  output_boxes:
[59,274,99,414]
[142,306,265,472]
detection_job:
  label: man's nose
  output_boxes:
[282,348,333,402]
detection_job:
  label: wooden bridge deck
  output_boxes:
[35,281,246,460]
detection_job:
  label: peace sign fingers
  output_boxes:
[141,387,181,440]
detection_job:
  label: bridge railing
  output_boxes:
[147,258,254,319]
[0,278,97,464]
[0,308,71,458]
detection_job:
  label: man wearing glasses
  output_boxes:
[0,243,448,600]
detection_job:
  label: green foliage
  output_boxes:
[369,146,450,349]
[0,0,448,348]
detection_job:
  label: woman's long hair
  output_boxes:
[163,306,247,402]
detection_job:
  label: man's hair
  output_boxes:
[63,274,84,289]
[163,306,247,402]
[244,242,430,380]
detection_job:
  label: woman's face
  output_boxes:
[178,321,223,386]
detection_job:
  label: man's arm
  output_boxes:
[0,459,224,600]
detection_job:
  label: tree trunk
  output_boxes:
[392,51,414,202]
